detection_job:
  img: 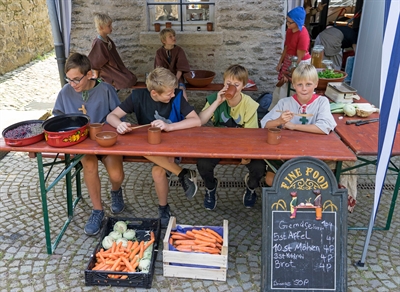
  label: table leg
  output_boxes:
[384,166,400,230]
[36,153,52,255]
[36,153,84,254]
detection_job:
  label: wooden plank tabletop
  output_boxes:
[0,125,356,162]
[333,113,400,156]
[131,82,258,92]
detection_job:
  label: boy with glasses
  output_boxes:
[53,52,125,236]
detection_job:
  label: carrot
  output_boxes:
[175,245,193,252]
[92,262,108,271]
[171,232,194,239]
[131,241,139,251]
[169,237,174,245]
[132,261,140,270]
[126,240,133,251]
[185,230,196,238]
[150,231,155,241]
[192,229,214,238]
[171,234,191,240]
[129,245,141,261]
[174,239,196,246]
[111,241,117,253]
[194,239,216,248]
[192,246,220,254]
[122,256,137,272]
[194,234,217,243]
[120,275,128,279]
[139,240,145,259]
[116,241,123,252]
[144,239,155,251]
[110,257,122,271]
[205,228,223,243]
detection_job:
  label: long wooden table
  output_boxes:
[0,126,356,254]
[334,111,400,230]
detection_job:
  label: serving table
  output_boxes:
[0,126,355,254]
[333,111,400,230]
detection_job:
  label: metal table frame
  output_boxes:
[36,153,84,254]
[336,157,400,231]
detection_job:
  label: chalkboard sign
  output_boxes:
[262,157,347,292]
[271,211,336,289]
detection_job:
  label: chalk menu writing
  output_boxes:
[271,211,336,290]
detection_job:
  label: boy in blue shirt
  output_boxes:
[107,67,201,227]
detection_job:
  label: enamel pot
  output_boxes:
[2,120,45,147]
[42,114,90,147]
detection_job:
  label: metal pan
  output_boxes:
[42,114,90,147]
[2,120,44,147]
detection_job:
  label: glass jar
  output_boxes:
[311,45,324,68]
[322,60,334,72]
[288,56,298,75]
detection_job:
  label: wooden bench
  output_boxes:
[29,152,243,165]
[131,82,258,92]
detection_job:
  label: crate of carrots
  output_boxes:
[85,216,161,288]
[163,216,228,281]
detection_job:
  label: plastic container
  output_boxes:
[85,217,161,288]
[311,45,324,68]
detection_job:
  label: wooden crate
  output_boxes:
[163,216,228,281]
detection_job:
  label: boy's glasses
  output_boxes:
[65,74,86,85]
[286,20,295,25]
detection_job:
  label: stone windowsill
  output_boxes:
[139,31,223,46]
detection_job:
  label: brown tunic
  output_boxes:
[154,45,190,83]
[88,37,137,90]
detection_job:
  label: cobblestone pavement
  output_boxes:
[0,54,399,291]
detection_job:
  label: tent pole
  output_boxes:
[46,0,66,88]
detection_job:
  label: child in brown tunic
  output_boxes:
[88,13,137,90]
[154,28,190,100]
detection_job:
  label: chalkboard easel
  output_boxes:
[262,156,347,292]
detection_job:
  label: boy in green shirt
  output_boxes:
[197,64,266,210]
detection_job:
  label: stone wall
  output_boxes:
[70,0,286,101]
[0,0,53,75]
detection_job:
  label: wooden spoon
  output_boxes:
[129,124,151,130]
[276,110,314,117]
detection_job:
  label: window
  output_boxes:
[147,0,215,32]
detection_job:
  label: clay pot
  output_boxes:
[207,22,213,31]
[166,22,172,28]
[148,127,161,145]
[225,85,237,100]
[154,23,161,32]
[89,123,103,140]
[267,127,282,145]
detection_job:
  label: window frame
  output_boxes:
[147,0,216,32]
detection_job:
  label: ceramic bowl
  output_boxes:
[184,70,215,87]
[316,70,348,90]
[95,131,118,147]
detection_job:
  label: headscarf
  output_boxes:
[288,6,306,31]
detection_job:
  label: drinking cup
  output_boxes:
[89,123,103,140]
[267,127,282,145]
[154,23,161,32]
[148,127,161,145]
[225,84,237,100]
